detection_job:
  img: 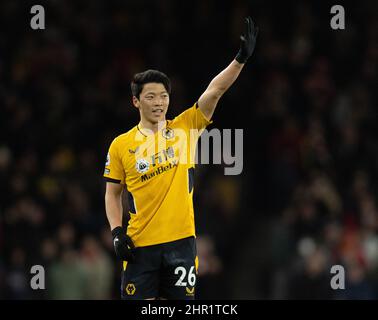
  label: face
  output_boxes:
[133,82,169,125]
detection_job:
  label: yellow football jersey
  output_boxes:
[104,103,212,247]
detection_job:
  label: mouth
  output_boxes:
[152,108,164,115]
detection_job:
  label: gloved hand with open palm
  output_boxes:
[235,16,259,64]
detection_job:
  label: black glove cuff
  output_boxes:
[111,226,124,239]
[235,51,248,64]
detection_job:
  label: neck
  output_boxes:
[139,118,166,134]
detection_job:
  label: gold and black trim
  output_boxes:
[127,190,136,214]
[104,177,121,184]
[137,124,148,137]
[188,167,194,193]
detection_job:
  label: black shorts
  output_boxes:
[121,236,198,300]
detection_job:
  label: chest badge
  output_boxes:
[162,127,174,139]
[135,158,150,173]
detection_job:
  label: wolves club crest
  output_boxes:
[162,127,174,139]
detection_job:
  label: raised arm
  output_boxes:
[198,17,258,120]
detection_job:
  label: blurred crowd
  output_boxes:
[1,0,377,299]
[239,0,378,299]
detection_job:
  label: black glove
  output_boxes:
[111,226,135,262]
[235,16,259,64]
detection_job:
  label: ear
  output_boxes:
[132,96,140,109]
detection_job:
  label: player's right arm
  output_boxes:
[103,138,135,261]
[104,139,125,230]
[105,182,123,230]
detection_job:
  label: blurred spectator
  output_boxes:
[48,249,87,300]
[80,236,113,299]
[196,235,223,299]
[288,246,334,299]
[4,248,30,299]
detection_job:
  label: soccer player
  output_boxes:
[104,17,258,300]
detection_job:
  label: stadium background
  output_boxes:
[1,0,377,299]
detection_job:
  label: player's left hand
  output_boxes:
[235,16,259,64]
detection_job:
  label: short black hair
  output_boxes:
[131,69,171,99]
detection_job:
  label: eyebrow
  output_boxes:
[144,91,168,95]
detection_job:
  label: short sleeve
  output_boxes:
[174,102,213,131]
[173,103,214,166]
[103,138,125,184]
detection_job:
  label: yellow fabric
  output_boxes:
[104,103,212,247]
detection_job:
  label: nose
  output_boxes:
[154,98,164,106]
